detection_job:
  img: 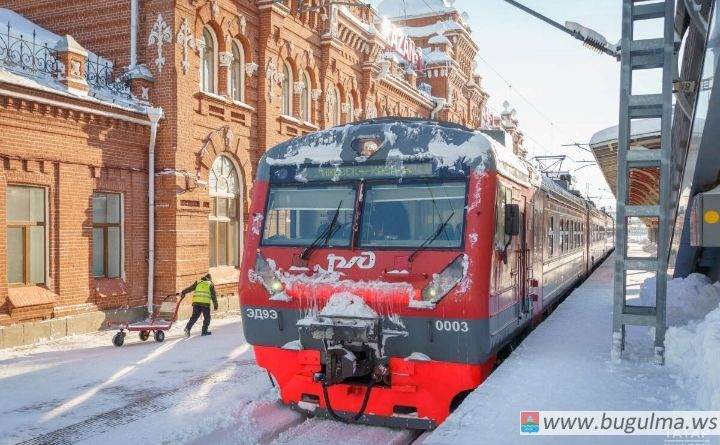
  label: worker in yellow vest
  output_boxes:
[182,273,218,337]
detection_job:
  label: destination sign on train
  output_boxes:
[270,163,434,182]
[305,163,433,180]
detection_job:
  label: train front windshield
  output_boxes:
[261,179,467,249]
[261,185,356,247]
[359,181,466,248]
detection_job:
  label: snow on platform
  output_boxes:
[427,253,720,445]
[4,251,719,445]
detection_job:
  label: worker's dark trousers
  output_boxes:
[186,304,211,334]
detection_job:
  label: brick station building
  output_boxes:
[0,0,524,342]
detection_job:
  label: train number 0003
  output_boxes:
[246,308,278,321]
[434,320,469,333]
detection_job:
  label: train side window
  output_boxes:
[567,221,570,251]
[560,219,565,252]
[576,221,580,249]
[564,220,568,252]
[572,221,577,249]
[548,215,554,257]
[558,219,562,253]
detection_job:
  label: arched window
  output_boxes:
[209,156,242,268]
[367,103,377,119]
[281,61,292,116]
[347,94,355,122]
[230,40,244,102]
[300,70,311,121]
[202,27,217,93]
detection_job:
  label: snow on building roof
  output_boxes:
[0,69,145,114]
[376,0,457,20]
[338,6,373,33]
[0,8,138,108]
[0,8,110,67]
[422,48,453,64]
[589,118,661,146]
[428,34,451,45]
[402,19,465,38]
[383,51,406,64]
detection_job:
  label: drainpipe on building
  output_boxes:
[430,97,446,120]
[130,0,138,68]
[145,107,164,315]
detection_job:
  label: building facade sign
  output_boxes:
[380,18,423,69]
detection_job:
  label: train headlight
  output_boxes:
[422,283,443,300]
[421,255,466,303]
[254,253,286,295]
[269,276,285,293]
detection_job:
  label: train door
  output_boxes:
[530,193,544,321]
[493,182,515,319]
[517,194,531,318]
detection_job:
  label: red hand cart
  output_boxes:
[107,294,185,347]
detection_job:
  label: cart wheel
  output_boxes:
[139,330,150,341]
[112,332,125,347]
[154,330,165,343]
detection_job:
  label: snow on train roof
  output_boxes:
[257,119,537,184]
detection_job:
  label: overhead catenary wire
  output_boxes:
[397,0,593,159]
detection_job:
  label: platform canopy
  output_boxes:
[589,118,661,226]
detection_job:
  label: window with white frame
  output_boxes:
[231,40,244,102]
[301,70,311,121]
[7,185,45,285]
[281,62,292,116]
[202,27,217,93]
[209,156,242,267]
[92,192,122,278]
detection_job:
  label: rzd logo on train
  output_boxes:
[326,251,376,272]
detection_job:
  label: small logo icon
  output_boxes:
[520,411,540,433]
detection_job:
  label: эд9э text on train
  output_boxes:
[239,119,614,429]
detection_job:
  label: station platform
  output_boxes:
[426,254,711,445]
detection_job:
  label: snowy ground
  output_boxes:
[428,253,720,445]
[3,251,719,445]
[0,317,413,445]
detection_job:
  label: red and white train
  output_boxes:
[239,119,614,429]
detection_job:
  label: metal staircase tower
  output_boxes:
[612,0,675,365]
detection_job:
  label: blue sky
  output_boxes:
[465,0,621,208]
[374,0,623,209]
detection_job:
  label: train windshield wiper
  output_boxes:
[301,201,343,260]
[408,211,454,262]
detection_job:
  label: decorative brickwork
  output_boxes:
[0,0,496,329]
